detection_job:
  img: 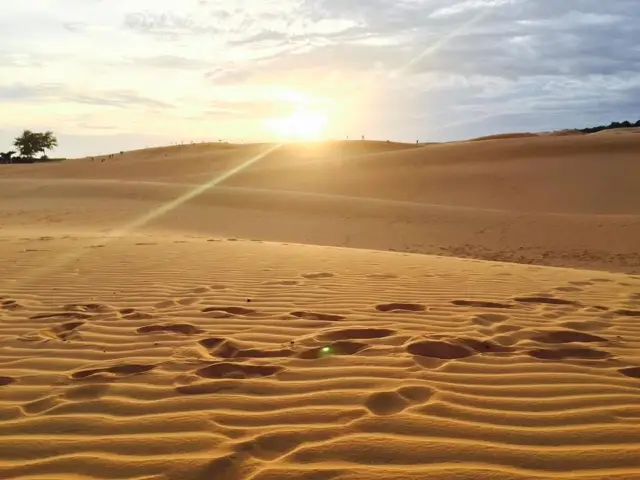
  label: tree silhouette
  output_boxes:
[0,151,15,164]
[578,119,640,134]
[13,130,58,158]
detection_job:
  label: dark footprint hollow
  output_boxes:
[472,313,510,325]
[137,324,205,335]
[195,362,283,379]
[375,303,425,312]
[202,306,257,316]
[291,311,346,322]
[302,272,334,279]
[118,308,154,320]
[0,376,16,387]
[452,300,512,309]
[72,364,155,380]
[458,338,515,353]
[514,297,579,306]
[528,348,611,361]
[65,303,113,313]
[53,321,85,340]
[614,309,640,317]
[57,321,85,332]
[297,341,369,359]
[619,367,640,379]
[198,337,226,349]
[318,328,395,341]
[532,330,608,344]
[407,340,474,360]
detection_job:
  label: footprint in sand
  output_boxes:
[317,328,395,341]
[302,272,335,280]
[406,340,474,360]
[531,330,608,344]
[614,309,640,317]
[561,320,610,332]
[407,337,513,360]
[190,287,210,294]
[492,324,523,335]
[119,308,154,320]
[71,364,156,380]
[63,383,111,401]
[583,305,610,313]
[365,385,435,416]
[206,339,293,359]
[137,324,205,335]
[178,297,202,306]
[528,347,611,361]
[619,367,640,379]
[154,300,179,309]
[452,300,512,309]
[457,338,515,354]
[514,296,580,307]
[22,396,63,415]
[0,376,16,387]
[471,313,510,326]
[202,306,257,316]
[195,362,283,379]
[198,337,226,349]
[290,311,345,322]
[47,321,85,341]
[375,303,426,312]
[297,340,369,359]
[64,303,114,313]
[1,300,25,311]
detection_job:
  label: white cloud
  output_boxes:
[1,0,639,156]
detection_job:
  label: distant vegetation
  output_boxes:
[1,130,59,164]
[577,119,640,134]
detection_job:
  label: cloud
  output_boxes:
[125,55,212,69]
[1,0,639,156]
[0,83,174,110]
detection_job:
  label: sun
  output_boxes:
[265,108,328,141]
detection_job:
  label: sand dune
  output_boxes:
[1,235,639,480]
[1,133,639,273]
[469,132,540,141]
[1,132,640,479]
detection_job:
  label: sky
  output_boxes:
[1,0,639,157]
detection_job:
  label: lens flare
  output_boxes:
[5,144,283,290]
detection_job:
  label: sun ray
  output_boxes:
[4,144,283,290]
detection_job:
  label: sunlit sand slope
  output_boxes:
[1,133,638,274]
[1,234,640,480]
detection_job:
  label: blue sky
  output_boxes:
[1,0,639,157]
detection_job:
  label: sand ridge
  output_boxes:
[1,233,640,480]
[1,133,639,274]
